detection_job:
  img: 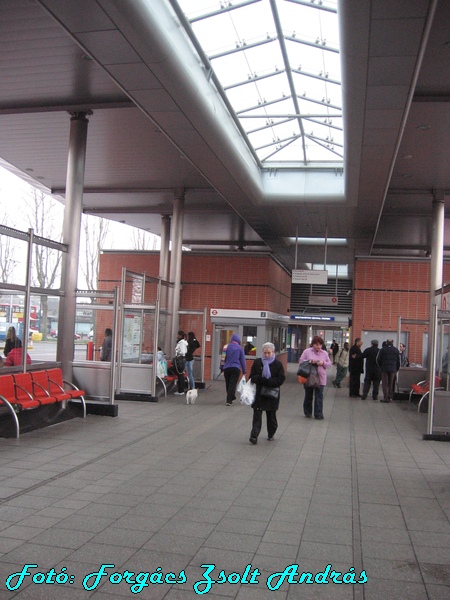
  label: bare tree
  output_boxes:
[80,214,110,291]
[131,227,160,250]
[24,188,64,339]
[0,213,17,283]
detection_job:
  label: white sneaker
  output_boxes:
[173,391,184,396]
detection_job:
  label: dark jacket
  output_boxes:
[377,344,400,373]
[362,345,381,376]
[186,338,200,361]
[100,335,112,361]
[4,337,22,357]
[250,358,286,412]
[349,344,363,374]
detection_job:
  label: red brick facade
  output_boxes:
[98,252,291,378]
[353,259,450,365]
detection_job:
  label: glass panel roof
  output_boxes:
[174,0,342,166]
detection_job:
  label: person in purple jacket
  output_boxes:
[223,333,246,406]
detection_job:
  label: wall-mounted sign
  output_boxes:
[290,315,335,322]
[309,295,338,306]
[292,269,328,284]
[210,308,289,321]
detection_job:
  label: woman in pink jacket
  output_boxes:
[298,335,332,420]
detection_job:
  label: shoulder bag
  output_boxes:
[260,385,280,401]
[297,360,313,378]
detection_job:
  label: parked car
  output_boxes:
[50,329,81,340]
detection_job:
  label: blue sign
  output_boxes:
[290,315,335,321]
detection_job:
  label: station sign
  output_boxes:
[290,315,335,322]
[309,295,338,306]
[292,269,328,284]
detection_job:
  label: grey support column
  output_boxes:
[159,214,171,355]
[428,190,445,375]
[57,111,91,379]
[168,190,185,346]
[159,214,170,308]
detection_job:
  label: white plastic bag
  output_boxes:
[239,380,256,406]
[237,376,246,394]
[157,359,168,378]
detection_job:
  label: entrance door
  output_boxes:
[213,326,240,379]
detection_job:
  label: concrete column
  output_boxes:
[159,214,171,308]
[57,111,91,379]
[428,190,445,374]
[159,214,171,355]
[168,190,185,347]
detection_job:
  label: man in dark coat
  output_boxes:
[361,340,381,400]
[348,338,363,397]
[376,339,400,402]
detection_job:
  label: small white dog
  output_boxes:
[186,389,198,405]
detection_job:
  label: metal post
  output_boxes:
[428,191,445,375]
[110,286,120,404]
[23,229,34,371]
[57,111,91,380]
[427,304,439,435]
[168,190,185,346]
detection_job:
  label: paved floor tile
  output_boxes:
[0,365,448,599]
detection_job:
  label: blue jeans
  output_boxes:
[186,359,195,389]
[303,385,325,417]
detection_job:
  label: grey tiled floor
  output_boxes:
[0,364,449,599]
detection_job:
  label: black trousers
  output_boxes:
[223,367,240,403]
[349,371,361,396]
[250,408,278,440]
[362,372,381,399]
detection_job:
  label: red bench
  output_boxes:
[0,368,86,438]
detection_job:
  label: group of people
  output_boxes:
[1,326,31,367]
[345,338,405,402]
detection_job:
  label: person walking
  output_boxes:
[173,330,188,396]
[223,333,246,406]
[361,339,381,400]
[332,342,349,388]
[298,335,332,420]
[330,339,339,364]
[3,326,22,357]
[185,331,200,390]
[248,342,285,444]
[377,339,400,402]
[348,338,364,397]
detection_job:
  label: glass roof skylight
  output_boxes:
[174,0,342,166]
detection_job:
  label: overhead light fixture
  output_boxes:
[416,124,430,130]
[288,237,347,246]
[401,154,412,159]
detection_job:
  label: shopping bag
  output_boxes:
[239,380,256,406]
[237,376,246,394]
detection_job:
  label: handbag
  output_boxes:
[297,360,313,378]
[304,366,320,389]
[173,355,186,374]
[260,385,280,401]
[239,380,256,406]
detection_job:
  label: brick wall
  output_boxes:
[98,252,291,378]
[353,259,450,364]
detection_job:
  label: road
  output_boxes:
[27,340,90,362]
